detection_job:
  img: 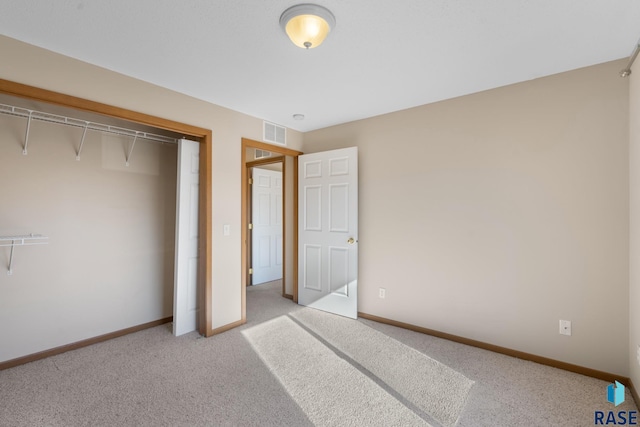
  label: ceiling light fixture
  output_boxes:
[293,114,305,120]
[279,4,335,49]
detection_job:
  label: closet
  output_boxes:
[0,92,195,365]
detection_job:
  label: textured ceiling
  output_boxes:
[1,1,639,132]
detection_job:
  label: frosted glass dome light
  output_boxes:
[280,4,336,49]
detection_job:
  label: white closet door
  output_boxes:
[173,139,200,336]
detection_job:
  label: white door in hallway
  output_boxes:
[252,167,283,285]
[173,139,199,336]
[298,147,358,319]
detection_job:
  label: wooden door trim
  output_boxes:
[241,138,302,321]
[247,156,285,168]
[246,165,254,287]
[0,78,214,338]
[293,156,299,303]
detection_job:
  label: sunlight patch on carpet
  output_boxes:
[242,316,431,426]
[291,309,474,427]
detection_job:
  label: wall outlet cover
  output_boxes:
[559,319,571,336]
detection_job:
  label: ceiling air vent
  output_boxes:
[263,121,286,146]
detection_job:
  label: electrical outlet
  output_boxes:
[379,288,386,299]
[223,225,230,236]
[559,320,571,336]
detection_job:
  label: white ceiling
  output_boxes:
[1,1,639,132]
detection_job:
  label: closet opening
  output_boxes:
[0,79,213,370]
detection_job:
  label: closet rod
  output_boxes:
[0,103,178,145]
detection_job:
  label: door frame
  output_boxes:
[0,78,215,337]
[246,156,285,287]
[241,138,302,322]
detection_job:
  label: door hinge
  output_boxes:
[249,178,253,185]
[249,223,253,230]
[249,268,253,275]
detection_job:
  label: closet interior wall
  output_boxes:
[0,109,178,363]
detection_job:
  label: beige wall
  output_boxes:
[0,114,177,362]
[0,35,303,359]
[630,61,640,386]
[304,60,630,375]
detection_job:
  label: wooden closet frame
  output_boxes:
[0,78,214,338]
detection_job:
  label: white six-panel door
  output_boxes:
[252,168,283,285]
[173,139,199,336]
[298,147,358,319]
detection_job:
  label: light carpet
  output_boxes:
[242,316,430,426]
[1,280,637,426]
[291,309,474,427]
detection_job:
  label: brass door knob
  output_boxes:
[347,237,356,244]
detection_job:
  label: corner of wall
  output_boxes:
[629,62,640,391]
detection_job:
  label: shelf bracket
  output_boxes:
[23,111,33,155]
[7,242,15,276]
[0,234,48,276]
[126,133,138,166]
[76,122,89,161]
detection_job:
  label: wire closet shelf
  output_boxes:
[0,102,179,160]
